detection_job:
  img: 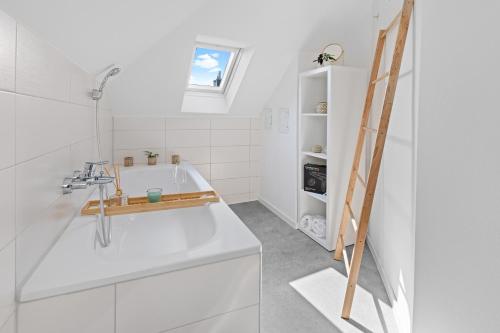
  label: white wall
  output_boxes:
[365,1,417,332]
[412,1,500,332]
[259,60,299,225]
[113,116,262,204]
[0,10,111,332]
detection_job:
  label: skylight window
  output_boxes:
[187,44,239,93]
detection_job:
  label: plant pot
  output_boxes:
[148,157,157,165]
[124,156,134,167]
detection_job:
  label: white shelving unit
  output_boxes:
[302,151,327,160]
[297,65,367,251]
[301,189,328,203]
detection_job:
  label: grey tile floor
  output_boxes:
[230,201,398,333]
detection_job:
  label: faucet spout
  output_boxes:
[62,161,114,248]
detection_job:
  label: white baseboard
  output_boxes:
[258,197,297,229]
[366,235,396,303]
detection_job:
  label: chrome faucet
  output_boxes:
[62,161,115,247]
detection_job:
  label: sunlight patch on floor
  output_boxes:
[290,268,398,333]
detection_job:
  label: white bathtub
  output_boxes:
[20,163,261,302]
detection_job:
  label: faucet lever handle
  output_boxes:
[83,161,108,178]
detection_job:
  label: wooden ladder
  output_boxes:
[333,0,414,319]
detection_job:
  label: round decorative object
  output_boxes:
[316,102,327,114]
[323,43,344,63]
[312,144,323,153]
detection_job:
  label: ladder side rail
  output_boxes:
[340,0,414,319]
[333,30,386,260]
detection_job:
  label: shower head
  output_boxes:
[92,66,121,100]
[107,67,121,76]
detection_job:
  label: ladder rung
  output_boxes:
[351,216,359,233]
[362,126,378,134]
[347,203,359,233]
[356,172,367,188]
[342,246,351,274]
[372,72,390,84]
[346,203,356,220]
[382,10,402,37]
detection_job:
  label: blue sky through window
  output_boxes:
[189,47,231,87]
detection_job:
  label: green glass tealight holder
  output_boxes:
[147,188,162,203]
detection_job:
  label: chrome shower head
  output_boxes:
[92,66,121,100]
[107,67,121,77]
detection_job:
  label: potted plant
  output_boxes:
[144,151,159,165]
[313,53,337,66]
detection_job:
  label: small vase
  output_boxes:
[148,157,157,165]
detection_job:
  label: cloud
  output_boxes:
[193,53,218,69]
[208,67,222,73]
[211,53,220,58]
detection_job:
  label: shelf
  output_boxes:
[302,189,327,203]
[302,151,327,160]
[302,113,327,117]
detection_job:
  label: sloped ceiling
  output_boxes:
[0,0,372,116]
[0,0,212,73]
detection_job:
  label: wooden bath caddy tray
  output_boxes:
[81,191,220,217]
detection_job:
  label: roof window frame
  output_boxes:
[186,43,241,94]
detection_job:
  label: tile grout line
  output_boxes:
[14,22,19,329]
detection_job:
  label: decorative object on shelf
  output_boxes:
[310,215,326,239]
[316,101,328,114]
[171,154,180,165]
[144,151,159,165]
[300,214,313,229]
[304,163,327,194]
[146,188,162,203]
[313,43,344,66]
[300,214,327,239]
[312,145,323,153]
[124,156,134,167]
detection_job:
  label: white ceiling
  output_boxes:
[0,0,372,116]
[0,0,211,73]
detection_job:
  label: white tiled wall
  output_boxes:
[16,254,260,333]
[113,116,263,204]
[18,286,115,333]
[0,10,112,330]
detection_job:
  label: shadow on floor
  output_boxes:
[230,201,398,333]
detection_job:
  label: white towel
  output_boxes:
[300,214,312,229]
[310,216,326,238]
